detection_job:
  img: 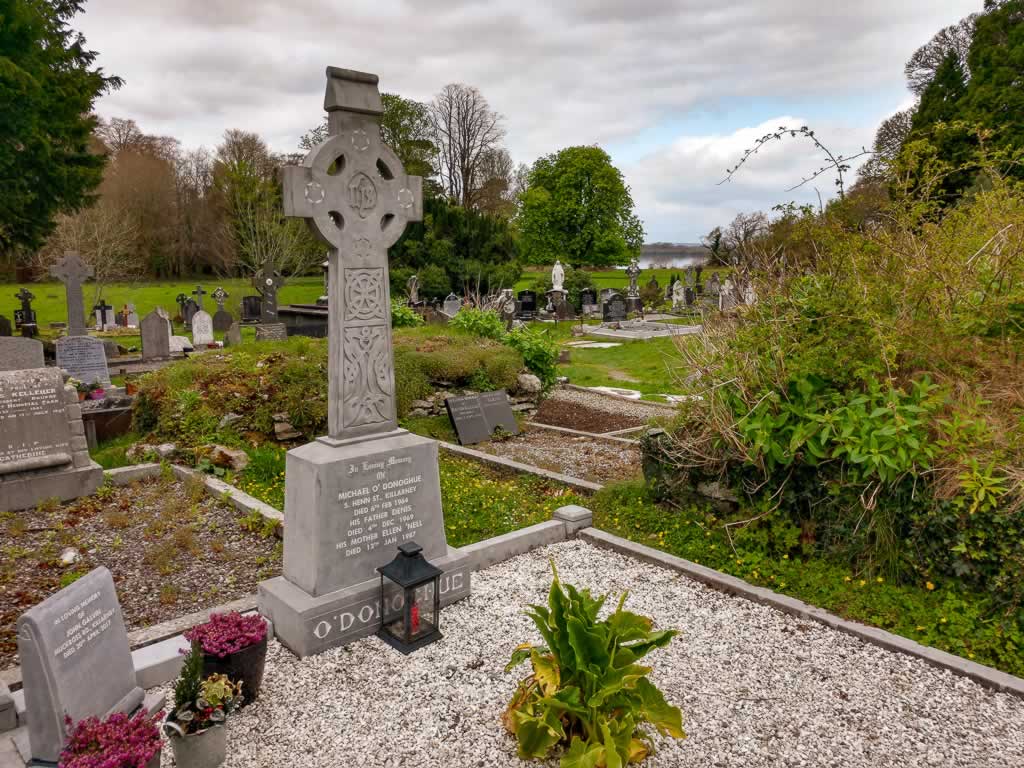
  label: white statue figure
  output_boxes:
[672,280,686,309]
[551,260,565,292]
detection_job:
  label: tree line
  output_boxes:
[1,0,646,295]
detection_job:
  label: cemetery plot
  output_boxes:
[0,475,280,670]
[470,427,641,484]
[532,388,671,433]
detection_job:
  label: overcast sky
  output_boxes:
[78,1,980,243]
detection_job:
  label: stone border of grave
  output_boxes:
[526,421,640,445]
[562,383,679,410]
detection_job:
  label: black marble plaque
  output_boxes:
[445,390,520,445]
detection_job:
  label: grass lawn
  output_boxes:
[1,277,324,347]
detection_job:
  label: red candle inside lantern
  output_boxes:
[411,601,420,634]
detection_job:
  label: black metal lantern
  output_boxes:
[377,542,443,654]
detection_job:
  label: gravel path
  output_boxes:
[161,541,1024,767]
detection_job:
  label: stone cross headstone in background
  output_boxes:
[191,310,214,347]
[15,567,163,764]
[212,287,234,332]
[56,336,110,387]
[0,337,45,371]
[14,288,37,337]
[442,293,461,317]
[140,309,171,360]
[192,285,207,312]
[49,252,93,337]
[255,257,284,323]
[93,299,113,331]
[175,293,188,319]
[262,66,470,658]
[0,315,11,337]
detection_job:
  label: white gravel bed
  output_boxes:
[160,541,1024,767]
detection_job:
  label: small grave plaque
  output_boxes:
[445,390,520,445]
[0,337,44,371]
[224,322,242,347]
[56,335,110,386]
[602,292,627,322]
[191,310,214,347]
[517,290,537,320]
[255,323,288,342]
[16,567,159,763]
[242,295,263,322]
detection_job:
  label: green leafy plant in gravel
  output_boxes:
[448,307,559,390]
[590,482,1024,677]
[504,562,685,767]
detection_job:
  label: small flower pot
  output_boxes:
[164,723,227,768]
[89,389,105,400]
[125,381,138,396]
[77,391,87,401]
[202,635,268,708]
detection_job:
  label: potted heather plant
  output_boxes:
[59,710,162,768]
[163,643,243,768]
[185,611,268,707]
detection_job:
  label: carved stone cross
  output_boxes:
[254,263,283,323]
[283,67,423,440]
[15,287,34,313]
[192,285,207,311]
[212,287,229,310]
[49,252,93,337]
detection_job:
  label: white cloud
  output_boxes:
[74,0,979,241]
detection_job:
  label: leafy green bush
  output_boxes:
[450,307,506,340]
[504,563,684,766]
[391,300,424,328]
[507,326,558,390]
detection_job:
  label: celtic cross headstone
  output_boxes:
[211,287,234,332]
[254,258,284,324]
[260,67,469,658]
[49,252,93,337]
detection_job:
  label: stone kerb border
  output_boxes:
[561,383,678,410]
[438,442,603,493]
[577,528,1024,699]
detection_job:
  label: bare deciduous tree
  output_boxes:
[429,84,505,209]
[905,14,978,96]
[859,109,915,182]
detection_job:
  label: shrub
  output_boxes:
[507,326,558,390]
[419,263,451,299]
[391,300,424,328]
[504,562,685,766]
[450,307,506,340]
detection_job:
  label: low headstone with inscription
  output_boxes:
[0,337,44,371]
[169,335,193,354]
[0,364,102,511]
[516,290,537,320]
[126,303,139,328]
[445,391,520,445]
[255,323,288,342]
[259,67,470,658]
[14,568,164,764]
[191,310,214,347]
[140,309,171,360]
[56,335,110,387]
[602,292,628,322]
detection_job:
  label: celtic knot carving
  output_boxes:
[342,325,393,427]
[344,269,385,322]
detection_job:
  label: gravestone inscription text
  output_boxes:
[0,368,72,475]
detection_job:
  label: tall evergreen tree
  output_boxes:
[964,0,1024,159]
[0,0,121,264]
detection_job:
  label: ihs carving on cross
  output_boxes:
[282,67,423,441]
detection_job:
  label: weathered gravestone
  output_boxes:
[191,310,214,347]
[181,298,199,328]
[56,335,110,387]
[140,309,171,360]
[49,252,93,337]
[260,67,470,658]
[256,257,284,323]
[125,303,139,328]
[255,323,288,342]
[580,288,598,316]
[241,295,263,323]
[602,292,627,322]
[442,293,461,317]
[169,335,193,354]
[212,287,234,332]
[0,363,102,511]
[14,567,164,764]
[445,390,520,445]
[224,322,243,348]
[517,290,537,320]
[0,337,44,371]
[0,315,11,337]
